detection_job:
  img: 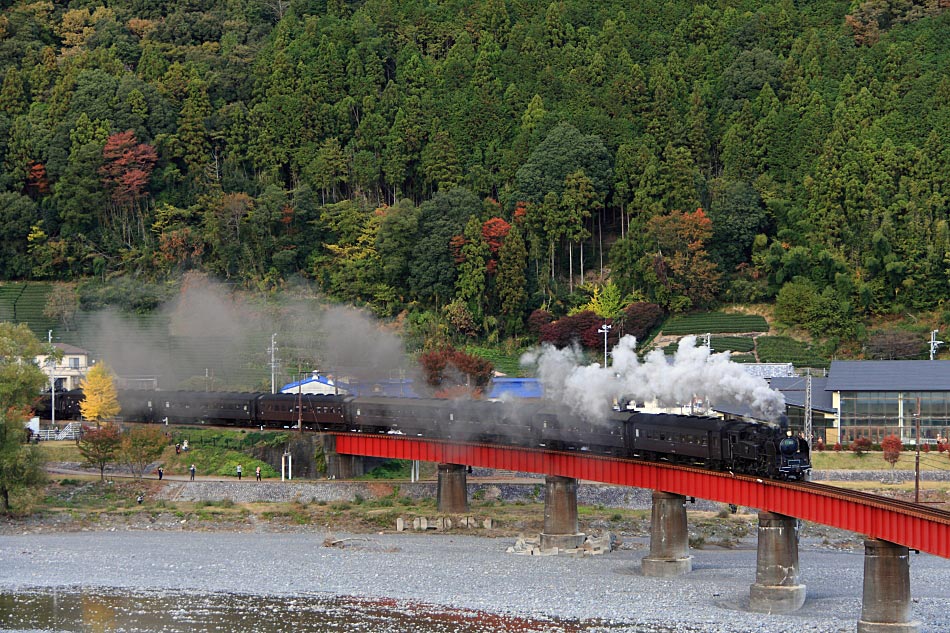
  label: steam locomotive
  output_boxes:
[35,388,811,480]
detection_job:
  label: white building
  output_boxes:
[35,343,91,391]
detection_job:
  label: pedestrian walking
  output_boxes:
[158,466,164,480]
[237,464,242,480]
[189,464,196,481]
[255,466,261,481]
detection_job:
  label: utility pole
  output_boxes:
[598,322,612,367]
[269,333,278,394]
[930,330,943,360]
[915,397,921,504]
[297,378,303,432]
[48,330,55,427]
[804,370,812,447]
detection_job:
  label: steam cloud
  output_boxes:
[522,335,785,422]
[77,275,411,391]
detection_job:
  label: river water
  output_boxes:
[0,589,651,633]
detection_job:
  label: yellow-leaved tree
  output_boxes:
[80,363,120,425]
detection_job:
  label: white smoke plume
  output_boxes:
[522,335,785,423]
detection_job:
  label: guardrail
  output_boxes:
[36,422,83,441]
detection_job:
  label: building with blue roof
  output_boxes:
[486,377,543,399]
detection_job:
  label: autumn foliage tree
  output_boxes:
[78,424,122,481]
[121,425,167,479]
[881,434,903,469]
[621,302,665,340]
[100,131,158,208]
[418,346,494,396]
[99,131,157,245]
[850,436,873,455]
[539,310,618,350]
[644,208,721,309]
[481,217,511,274]
[80,363,120,425]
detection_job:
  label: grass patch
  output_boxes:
[37,440,84,462]
[811,450,950,470]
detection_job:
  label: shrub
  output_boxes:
[816,438,825,452]
[849,437,872,455]
[527,309,554,337]
[922,443,930,453]
[833,442,843,452]
[621,302,664,340]
[539,310,614,350]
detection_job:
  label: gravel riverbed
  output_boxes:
[1,529,948,632]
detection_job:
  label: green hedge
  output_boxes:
[756,336,829,368]
[664,336,755,354]
[465,345,529,377]
[663,312,769,335]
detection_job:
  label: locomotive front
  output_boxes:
[774,425,811,480]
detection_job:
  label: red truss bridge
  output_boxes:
[335,433,950,559]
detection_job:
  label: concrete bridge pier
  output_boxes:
[436,463,468,513]
[749,511,806,613]
[321,434,365,479]
[641,491,693,577]
[857,539,919,633]
[540,475,585,550]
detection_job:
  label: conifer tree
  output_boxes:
[496,223,528,334]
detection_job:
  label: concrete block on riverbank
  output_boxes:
[507,532,617,556]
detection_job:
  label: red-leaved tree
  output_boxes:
[880,434,902,469]
[527,309,554,338]
[418,346,493,396]
[100,130,157,209]
[849,436,872,455]
[99,130,158,245]
[481,217,511,274]
[621,302,665,340]
[539,311,620,351]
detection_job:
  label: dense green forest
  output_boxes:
[2,0,950,348]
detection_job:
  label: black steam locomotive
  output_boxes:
[35,389,810,480]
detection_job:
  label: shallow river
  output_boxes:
[0,589,654,633]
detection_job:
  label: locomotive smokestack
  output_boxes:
[778,414,789,431]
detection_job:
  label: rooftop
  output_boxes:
[826,360,950,392]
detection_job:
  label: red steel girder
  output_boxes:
[334,433,950,559]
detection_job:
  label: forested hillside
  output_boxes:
[2,0,950,345]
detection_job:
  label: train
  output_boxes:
[34,388,811,480]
